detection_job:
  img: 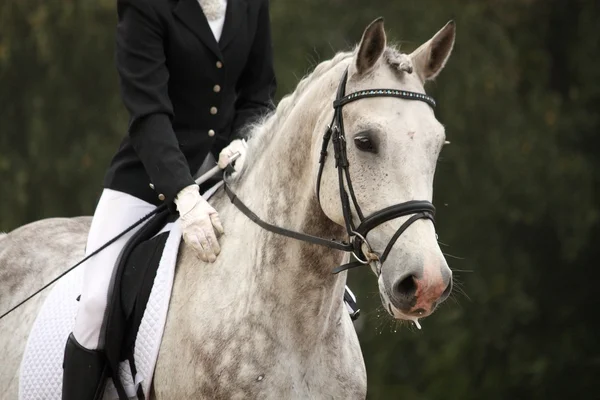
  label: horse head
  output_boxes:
[312,18,456,323]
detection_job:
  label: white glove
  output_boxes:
[174,184,224,262]
[218,139,248,175]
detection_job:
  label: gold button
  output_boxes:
[208,129,215,137]
[158,193,165,201]
[149,183,155,190]
[213,84,221,93]
[210,106,218,115]
[216,61,223,68]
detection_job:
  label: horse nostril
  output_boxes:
[392,274,418,309]
[395,275,417,297]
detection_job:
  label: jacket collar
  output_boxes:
[173,0,246,60]
[219,0,246,51]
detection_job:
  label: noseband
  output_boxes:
[224,67,437,274]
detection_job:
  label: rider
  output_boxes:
[62,0,276,398]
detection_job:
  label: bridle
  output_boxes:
[224,66,438,275]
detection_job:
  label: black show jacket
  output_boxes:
[103,0,277,206]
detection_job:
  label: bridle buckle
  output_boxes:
[350,231,379,265]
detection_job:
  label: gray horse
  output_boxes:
[0,18,456,399]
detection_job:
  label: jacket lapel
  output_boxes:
[173,0,222,59]
[219,0,247,51]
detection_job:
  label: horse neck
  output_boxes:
[222,96,349,336]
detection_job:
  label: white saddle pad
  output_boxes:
[18,219,181,400]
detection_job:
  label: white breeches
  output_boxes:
[72,188,156,350]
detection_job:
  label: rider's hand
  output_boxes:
[218,139,248,176]
[174,184,224,262]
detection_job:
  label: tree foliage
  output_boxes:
[1,0,598,398]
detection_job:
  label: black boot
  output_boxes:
[62,333,108,400]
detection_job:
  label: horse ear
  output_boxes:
[409,20,456,82]
[355,17,387,75]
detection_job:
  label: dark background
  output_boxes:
[1,0,598,398]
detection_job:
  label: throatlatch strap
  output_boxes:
[316,124,334,207]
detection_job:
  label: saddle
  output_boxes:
[102,205,176,399]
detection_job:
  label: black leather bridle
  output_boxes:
[225,67,438,275]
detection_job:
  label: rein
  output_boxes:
[225,67,438,275]
[223,184,353,252]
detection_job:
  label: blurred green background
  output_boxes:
[1,0,598,398]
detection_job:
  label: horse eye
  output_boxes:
[354,135,376,153]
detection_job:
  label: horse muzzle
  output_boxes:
[380,257,452,319]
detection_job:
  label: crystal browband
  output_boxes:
[333,88,437,109]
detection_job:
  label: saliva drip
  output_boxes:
[411,318,422,330]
